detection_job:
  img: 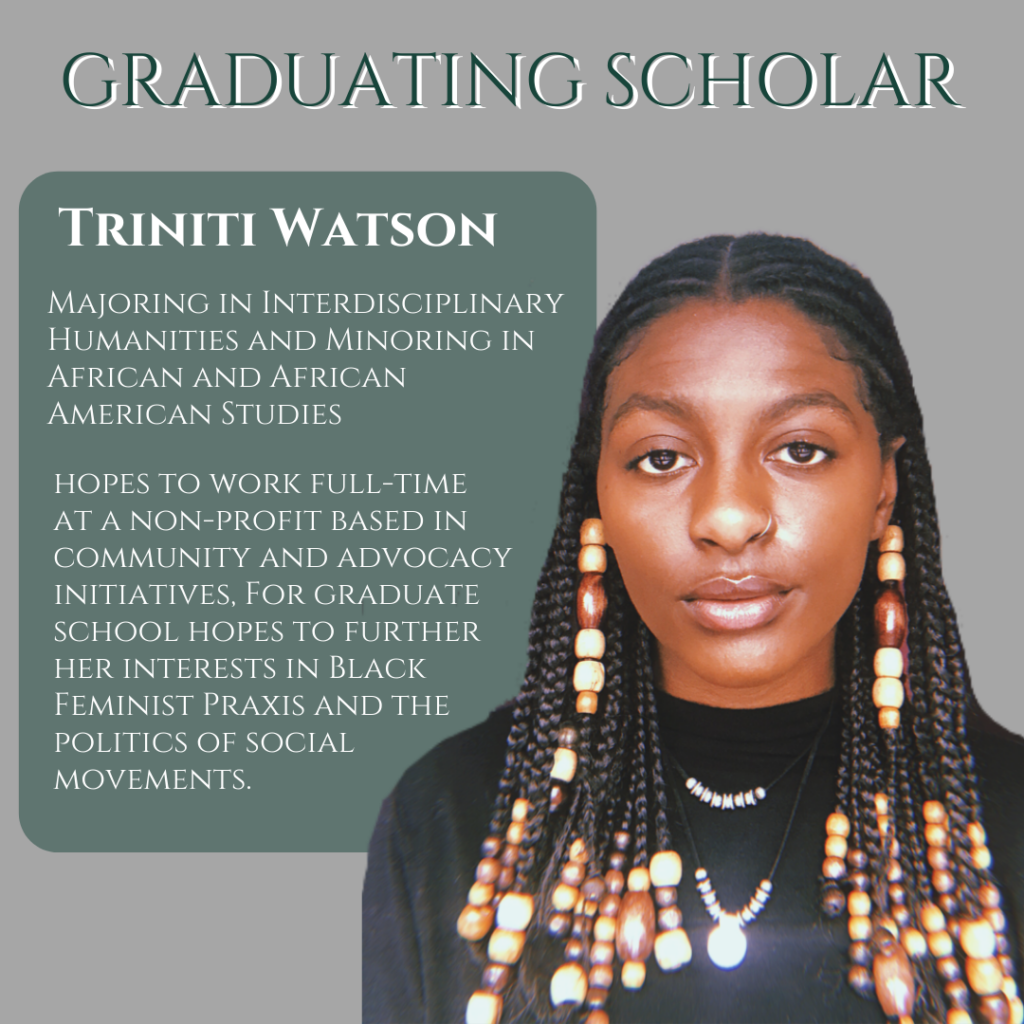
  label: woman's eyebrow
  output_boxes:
[607,393,697,431]
[758,390,857,426]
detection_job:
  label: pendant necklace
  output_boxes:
[669,697,834,970]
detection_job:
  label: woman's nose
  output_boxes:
[688,463,773,553]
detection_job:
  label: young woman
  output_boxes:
[363,234,1024,1024]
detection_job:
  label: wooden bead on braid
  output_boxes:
[572,519,609,716]
[820,812,849,915]
[550,962,588,1007]
[647,850,691,971]
[922,801,962,922]
[612,862,656,989]
[578,573,608,629]
[875,586,908,647]
[466,990,503,1024]
[458,797,537,1022]
[968,819,995,871]
[832,538,924,1019]
[873,526,908,730]
[872,932,915,1020]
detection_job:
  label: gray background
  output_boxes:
[6,1,1020,1021]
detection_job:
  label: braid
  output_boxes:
[896,721,933,906]
[850,576,883,859]
[638,627,674,854]
[628,632,653,870]
[898,437,989,912]
[592,568,632,863]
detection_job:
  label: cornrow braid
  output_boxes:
[455,234,1014,1024]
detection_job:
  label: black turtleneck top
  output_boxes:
[362,691,1023,1024]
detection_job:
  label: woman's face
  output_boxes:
[596,297,900,708]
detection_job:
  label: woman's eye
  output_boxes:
[773,442,830,466]
[635,450,693,475]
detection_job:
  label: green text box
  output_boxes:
[20,171,596,851]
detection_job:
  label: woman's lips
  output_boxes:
[682,576,791,632]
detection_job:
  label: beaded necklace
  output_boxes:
[667,725,825,812]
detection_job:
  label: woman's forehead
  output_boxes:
[604,297,865,418]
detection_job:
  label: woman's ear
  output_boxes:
[872,437,905,540]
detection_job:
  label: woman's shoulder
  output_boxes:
[969,711,1024,795]
[968,714,1024,916]
[968,713,1024,828]
[386,701,515,820]
[368,701,517,880]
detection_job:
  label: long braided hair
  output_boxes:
[465,234,1009,1023]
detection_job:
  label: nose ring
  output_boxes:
[752,511,774,541]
